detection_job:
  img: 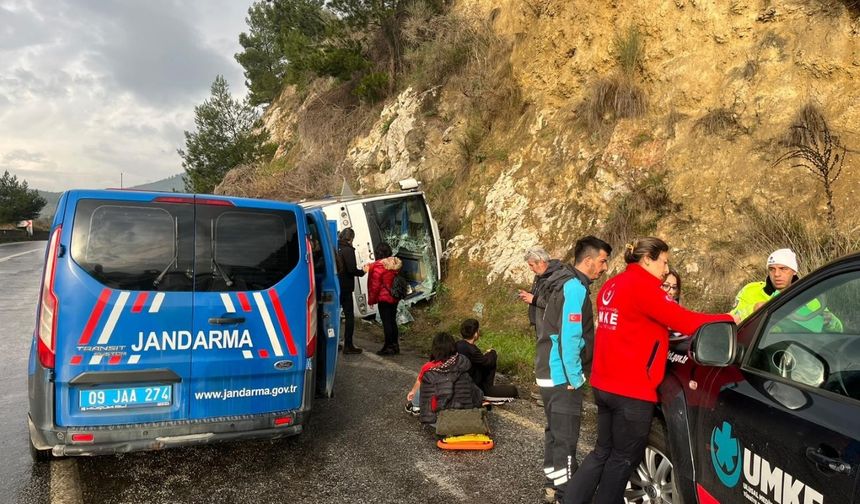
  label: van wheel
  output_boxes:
[625,420,677,504]
[29,436,52,463]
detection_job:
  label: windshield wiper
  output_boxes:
[210,219,233,287]
[153,217,180,288]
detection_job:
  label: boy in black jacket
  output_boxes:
[456,319,518,402]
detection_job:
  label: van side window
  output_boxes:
[195,208,300,292]
[70,200,194,291]
[747,270,860,401]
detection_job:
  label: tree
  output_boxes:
[327,0,411,91]
[178,76,276,193]
[236,0,365,105]
[235,2,291,106]
[0,171,46,223]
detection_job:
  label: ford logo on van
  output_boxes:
[274,360,294,370]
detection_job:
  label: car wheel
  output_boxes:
[29,436,52,463]
[625,420,677,504]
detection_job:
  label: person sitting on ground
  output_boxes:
[405,332,483,424]
[456,319,519,402]
[405,331,460,416]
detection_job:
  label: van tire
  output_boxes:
[625,419,677,504]
[29,436,52,463]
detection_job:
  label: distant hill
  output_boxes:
[34,174,185,220]
[131,173,185,192]
[37,190,61,220]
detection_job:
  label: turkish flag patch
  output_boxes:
[568,314,582,322]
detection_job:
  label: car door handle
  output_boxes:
[805,447,852,474]
[209,316,246,325]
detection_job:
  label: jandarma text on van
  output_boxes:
[132,330,254,352]
[194,385,299,401]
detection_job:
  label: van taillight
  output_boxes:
[306,237,317,358]
[36,226,62,369]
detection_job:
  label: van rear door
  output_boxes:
[189,197,310,419]
[54,191,195,427]
[306,209,340,398]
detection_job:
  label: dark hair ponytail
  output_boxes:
[624,237,669,264]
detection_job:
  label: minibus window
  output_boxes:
[363,195,438,294]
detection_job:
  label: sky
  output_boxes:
[0,0,255,192]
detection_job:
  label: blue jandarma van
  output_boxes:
[28,190,341,459]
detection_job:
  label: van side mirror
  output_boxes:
[691,322,737,366]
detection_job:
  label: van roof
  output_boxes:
[61,189,301,209]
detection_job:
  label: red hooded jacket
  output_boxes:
[591,263,733,402]
[367,256,402,305]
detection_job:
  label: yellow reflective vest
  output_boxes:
[730,281,843,332]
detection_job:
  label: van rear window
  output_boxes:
[71,201,193,291]
[71,199,300,292]
[194,208,300,292]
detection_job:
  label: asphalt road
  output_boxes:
[0,241,596,504]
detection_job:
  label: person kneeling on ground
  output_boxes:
[405,332,483,423]
[456,319,519,403]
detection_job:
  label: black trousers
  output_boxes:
[564,388,654,504]
[340,290,356,348]
[377,302,399,349]
[540,386,584,499]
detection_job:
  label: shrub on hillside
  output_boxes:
[775,103,850,233]
[582,75,648,127]
[354,71,390,103]
[615,25,644,77]
[693,108,747,140]
[603,172,678,249]
[581,24,648,129]
[402,7,480,88]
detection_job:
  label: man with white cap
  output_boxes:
[731,248,800,321]
[731,249,843,332]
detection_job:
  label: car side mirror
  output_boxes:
[691,322,737,366]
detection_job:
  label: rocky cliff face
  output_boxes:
[221,0,860,310]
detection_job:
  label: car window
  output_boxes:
[70,200,194,291]
[194,208,300,292]
[747,270,860,401]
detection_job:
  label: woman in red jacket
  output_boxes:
[565,237,736,504]
[366,242,403,355]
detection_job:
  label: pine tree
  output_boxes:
[0,171,46,223]
[178,76,275,193]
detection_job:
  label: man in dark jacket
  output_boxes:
[456,319,519,401]
[536,236,611,503]
[518,247,563,329]
[337,228,365,354]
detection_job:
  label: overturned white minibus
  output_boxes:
[301,178,442,318]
